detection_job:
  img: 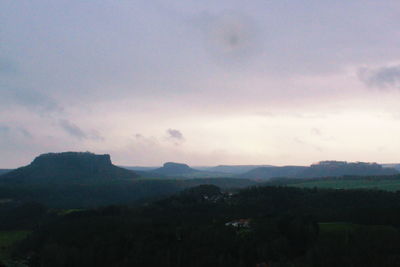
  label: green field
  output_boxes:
[56,208,84,216]
[290,178,400,191]
[0,231,30,261]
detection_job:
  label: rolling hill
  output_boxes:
[150,162,231,178]
[0,170,12,176]
[240,161,398,180]
[240,166,307,179]
[196,165,273,174]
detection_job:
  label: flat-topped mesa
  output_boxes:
[162,162,191,170]
[0,152,138,184]
[31,152,112,170]
[153,162,198,176]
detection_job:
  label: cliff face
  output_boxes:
[0,152,138,184]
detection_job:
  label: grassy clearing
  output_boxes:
[56,208,84,216]
[291,178,400,191]
[0,231,30,261]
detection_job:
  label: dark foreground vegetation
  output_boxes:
[0,152,255,208]
[0,178,255,209]
[3,185,400,266]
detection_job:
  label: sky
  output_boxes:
[1,0,400,168]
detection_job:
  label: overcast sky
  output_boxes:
[1,0,400,168]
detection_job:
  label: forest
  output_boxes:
[2,185,400,266]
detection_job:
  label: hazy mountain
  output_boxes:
[382,164,400,171]
[121,166,159,172]
[152,162,201,176]
[149,162,230,178]
[240,161,398,180]
[196,165,273,174]
[240,166,307,179]
[0,169,12,175]
[0,152,139,184]
[299,161,398,178]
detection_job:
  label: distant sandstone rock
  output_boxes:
[0,152,138,184]
[153,162,197,176]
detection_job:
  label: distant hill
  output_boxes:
[152,162,202,177]
[150,162,231,178]
[196,165,273,174]
[0,169,12,175]
[240,161,398,180]
[240,166,307,179]
[121,166,159,172]
[382,164,400,171]
[299,161,398,178]
[0,152,139,184]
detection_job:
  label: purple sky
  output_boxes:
[1,0,400,167]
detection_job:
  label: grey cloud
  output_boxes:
[0,85,62,114]
[311,128,322,136]
[0,125,32,139]
[59,119,104,141]
[0,58,17,74]
[202,11,262,67]
[310,128,335,142]
[0,125,11,135]
[358,65,400,89]
[165,129,185,146]
[134,134,144,139]
[13,89,61,113]
[18,128,32,138]
[293,137,323,152]
[167,129,184,141]
[89,130,105,141]
[0,125,31,138]
[59,119,87,140]
[132,133,159,147]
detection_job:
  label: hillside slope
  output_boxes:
[0,169,12,176]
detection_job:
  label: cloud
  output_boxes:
[0,124,33,139]
[59,119,87,140]
[0,124,34,155]
[17,127,32,138]
[0,125,11,135]
[58,119,104,141]
[165,129,185,146]
[134,134,143,139]
[167,128,184,140]
[311,128,322,136]
[293,137,323,152]
[0,58,17,74]
[358,65,400,89]
[0,86,62,114]
[203,11,262,67]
